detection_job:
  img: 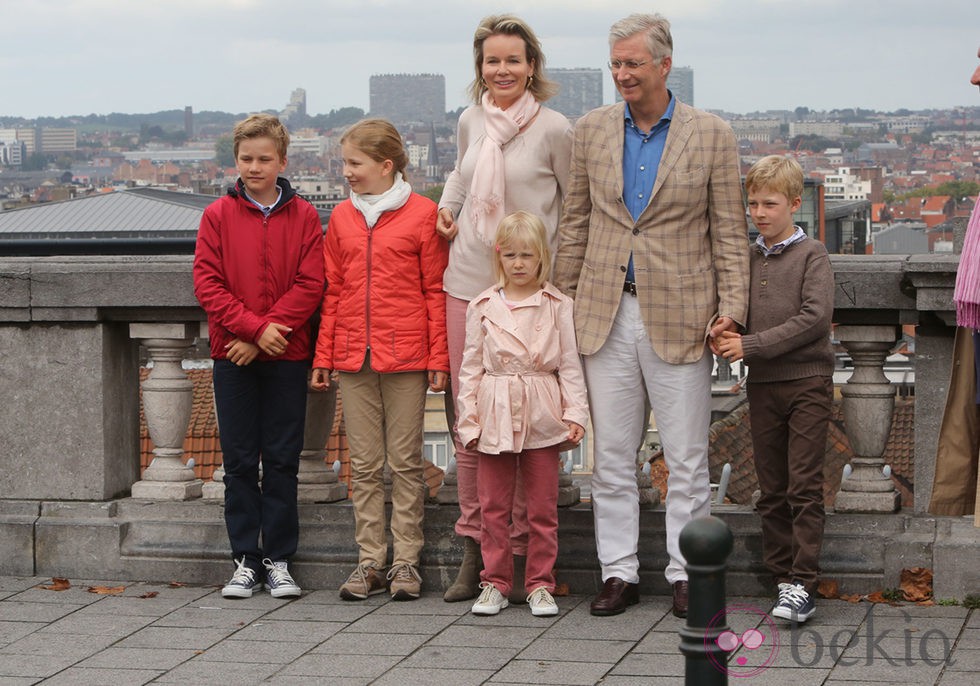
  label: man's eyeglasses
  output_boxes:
[608,59,650,71]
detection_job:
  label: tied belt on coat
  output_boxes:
[484,369,555,441]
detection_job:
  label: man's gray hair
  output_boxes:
[608,13,673,61]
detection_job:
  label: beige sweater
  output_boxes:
[439,104,572,300]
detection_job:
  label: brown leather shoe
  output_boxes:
[589,577,639,616]
[672,580,689,618]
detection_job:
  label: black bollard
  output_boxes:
[678,515,734,686]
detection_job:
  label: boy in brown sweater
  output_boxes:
[715,155,835,623]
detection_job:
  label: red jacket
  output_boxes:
[313,193,449,373]
[193,178,325,362]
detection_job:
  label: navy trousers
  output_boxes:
[213,359,308,571]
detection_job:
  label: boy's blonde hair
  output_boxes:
[469,14,558,104]
[341,118,409,180]
[492,211,551,289]
[233,114,289,159]
[745,155,804,201]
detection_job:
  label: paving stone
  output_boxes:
[729,667,832,685]
[429,624,546,649]
[310,631,429,656]
[77,646,197,670]
[115,626,234,650]
[488,658,611,685]
[370,667,496,686]
[0,622,45,644]
[344,612,458,635]
[39,613,156,637]
[367,596,474,616]
[399,645,518,671]
[0,653,78,678]
[149,658,280,684]
[937,671,980,685]
[262,601,377,623]
[149,606,267,629]
[196,638,317,664]
[35,667,164,686]
[0,578,42,594]
[632,630,681,653]
[944,647,980,671]
[589,678,684,686]
[230,619,347,643]
[279,653,400,678]
[0,632,115,659]
[0,602,83,623]
[518,637,635,663]
[532,604,667,641]
[264,676,371,686]
[828,656,945,682]
[8,585,113,606]
[608,652,684,677]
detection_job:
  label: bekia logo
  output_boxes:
[704,603,956,677]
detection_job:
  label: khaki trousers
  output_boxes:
[339,355,427,568]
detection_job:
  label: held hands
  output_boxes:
[435,208,458,241]
[310,367,333,391]
[708,315,737,355]
[566,421,585,445]
[225,339,259,366]
[428,371,448,393]
[714,330,744,362]
[257,322,292,356]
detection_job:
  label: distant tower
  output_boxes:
[548,68,603,118]
[280,88,307,126]
[184,106,193,137]
[369,74,446,125]
[667,66,694,105]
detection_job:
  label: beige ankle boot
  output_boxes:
[443,536,483,602]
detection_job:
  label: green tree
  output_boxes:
[420,185,444,203]
[215,136,235,167]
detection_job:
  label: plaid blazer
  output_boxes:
[553,100,749,363]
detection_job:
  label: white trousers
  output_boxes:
[584,294,713,584]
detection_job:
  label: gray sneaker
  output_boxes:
[263,558,301,599]
[222,557,262,599]
[339,564,386,600]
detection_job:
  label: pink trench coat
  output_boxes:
[457,283,589,455]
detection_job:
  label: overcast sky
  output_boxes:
[2,0,978,119]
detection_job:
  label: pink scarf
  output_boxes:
[954,195,980,329]
[469,90,540,245]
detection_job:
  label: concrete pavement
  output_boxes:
[0,574,975,685]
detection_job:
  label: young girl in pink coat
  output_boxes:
[457,210,589,617]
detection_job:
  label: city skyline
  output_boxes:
[2,0,979,119]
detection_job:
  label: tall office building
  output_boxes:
[667,66,694,105]
[280,88,307,126]
[548,68,603,118]
[184,106,193,137]
[369,74,446,124]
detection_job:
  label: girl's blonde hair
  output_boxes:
[340,118,409,180]
[492,211,551,289]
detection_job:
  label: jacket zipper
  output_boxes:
[365,221,373,353]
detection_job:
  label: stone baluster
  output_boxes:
[130,323,203,500]
[202,391,224,500]
[834,325,901,513]
[299,385,347,502]
[437,457,460,504]
[557,454,581,506]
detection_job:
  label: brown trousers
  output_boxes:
[929,327,980,520]
[748,375,833,593]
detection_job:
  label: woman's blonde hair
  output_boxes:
[492,210,552,289]
[340,118,409,180]
[468,14,558,104]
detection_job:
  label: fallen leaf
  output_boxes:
[553,582,570,597]
[38,577,71,592]
[87,585,125,595]
[139,591,159,599]
[168,581,186,588]
[915,600,936,606]
[839,593,863,604]
[900,567,933,603]
[817,579,840,599]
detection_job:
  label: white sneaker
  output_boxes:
[262,558,301,599]
[527,586,559,617]
[471,582,509,616]
[222,557,262,599]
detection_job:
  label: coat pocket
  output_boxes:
[390,330,426,365]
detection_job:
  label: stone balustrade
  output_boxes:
[1,253,974,597]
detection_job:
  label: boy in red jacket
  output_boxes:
[193,114,325,599]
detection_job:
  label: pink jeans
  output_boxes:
[477,446,559,596]
[446,294,528,554]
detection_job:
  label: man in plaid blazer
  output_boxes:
[553,12,749,618]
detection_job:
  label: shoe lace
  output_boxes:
[229,557,256,586]
[526,587,553,606]
[346,564,376,585]
[778,583,810,608]
[386,563,421,583]
[262,558,294,586]
[477,581,500,603]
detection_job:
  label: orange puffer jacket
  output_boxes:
[313,193,449,374]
